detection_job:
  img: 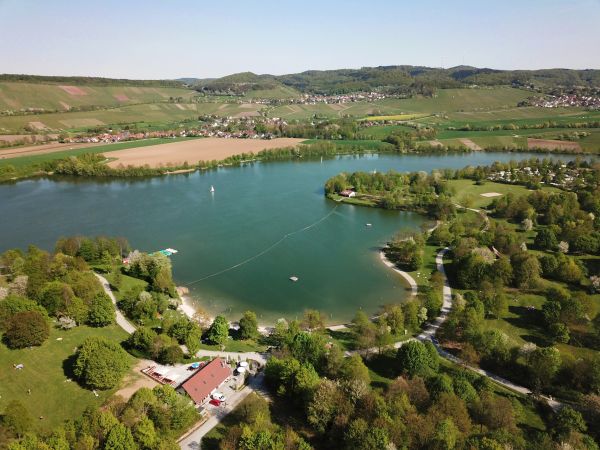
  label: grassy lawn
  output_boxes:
[446,179,561,209]
[102,270,148,301]
[0,324,133,432]
[407,243,440,288]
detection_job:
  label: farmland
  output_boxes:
[0,81,195,111]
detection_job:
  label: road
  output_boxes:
[94,273,137,334]
[178,373,266,449]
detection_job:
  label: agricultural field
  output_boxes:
[0,101,263,133]
[105,137,305,168]
[0,82,196,111]
[0,324,132,431]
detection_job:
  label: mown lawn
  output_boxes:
[0,324,133,432]
[102,270,148,302]
[446,179,561,209]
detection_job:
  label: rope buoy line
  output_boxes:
[184,205,340,286]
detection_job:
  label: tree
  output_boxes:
[558,241,569,254]
[549,322,570,344]
[184,323,202,355]
[159,345,184,365]
[73,337,130,389]
[1,400,33,438]
[382,304,404,335]
[104,423,136,450]
[87,292,115,327]
[525,346,561,390]
[306,379,343,433]
[534,228,558,251]
[340,355,371,385]
[128,327,157,353]
[301,309,325,331]
[133,416,157,449]
[0,295,47,330]
[4,310,49,348]
[432,418,458,450]
[238,310,259,340]
[511,252,541,288]
[352,310,376,350]
[206,315,229,345]
[397,340,436,377]
[552,406,587,439]
[474,392,516,431]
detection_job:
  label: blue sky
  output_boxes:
[0,0,598,78]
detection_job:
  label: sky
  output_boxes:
[0,0,599,79]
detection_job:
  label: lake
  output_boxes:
[0,152,568,323]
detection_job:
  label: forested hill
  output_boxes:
[195,65,600,95]
[0,74,186,88]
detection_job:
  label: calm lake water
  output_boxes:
[0,152,571,322]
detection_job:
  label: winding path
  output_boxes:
[94,273,136,335]
[427,249,561,411]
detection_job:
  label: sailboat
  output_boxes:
[210,185,215,193]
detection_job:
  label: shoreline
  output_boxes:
[378,250,418,296]
[175,247,418,331]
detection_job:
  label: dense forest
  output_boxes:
[193,66,600,95]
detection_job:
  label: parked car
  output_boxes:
[209,399,221,407]
[211,392,226,401]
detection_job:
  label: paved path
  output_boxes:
[417,247,452,341]
[426,249,561,411]
[94,273,136,335]
[178,373,266,449]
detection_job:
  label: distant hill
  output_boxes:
[194,65,600,95]
[0,74,186,88]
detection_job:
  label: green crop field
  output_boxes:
[0,101,263,133]
[359,124,415,139]
[0,324,132,431]
[0,82,196,111]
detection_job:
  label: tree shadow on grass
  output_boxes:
[364,351,397,381]
[62,353,84,388]
[327,329,357,351]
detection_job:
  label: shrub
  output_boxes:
[73,337,130,389]
[4,311,49,349]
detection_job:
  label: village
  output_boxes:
[526,93,600,109]
[60,115,289,144]
[487,163,585,188]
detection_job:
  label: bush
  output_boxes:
[73,337,130,389]
[87,292,115,327]
[4,311,49,349]
[159,345,184,365]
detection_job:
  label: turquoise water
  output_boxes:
[0,152,570,322]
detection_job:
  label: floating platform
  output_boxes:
[154,248,179,257]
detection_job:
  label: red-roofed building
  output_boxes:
[179,358,232,405]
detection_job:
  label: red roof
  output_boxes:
[181,358,232,404]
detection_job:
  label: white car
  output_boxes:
[211,392,225,401]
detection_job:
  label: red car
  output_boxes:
[209,399,222,407]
